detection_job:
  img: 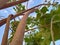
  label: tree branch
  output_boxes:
[25,27,38,32]
[0,4,54,26]
[0,0,28,10]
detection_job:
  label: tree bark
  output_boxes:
[1,15,11,45]
[0,0,28,10]
[10,9,35,45]
[0,0,8,6]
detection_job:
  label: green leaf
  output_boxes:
[36,13,41,20]
[41,6,48,14]
[35,9,40,13]
[53,23,60,40]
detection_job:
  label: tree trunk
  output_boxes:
[10,9,35,45]
[1,15,11,45]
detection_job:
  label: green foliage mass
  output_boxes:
[9,1,60,45]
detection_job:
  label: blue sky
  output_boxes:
[0,0,60,45]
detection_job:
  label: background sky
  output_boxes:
[0,0,60,45]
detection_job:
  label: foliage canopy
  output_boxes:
[9,1,60,45]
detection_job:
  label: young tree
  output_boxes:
[10,8,36,45]
[1,15,11,45]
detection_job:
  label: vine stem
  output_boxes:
[50,15,56,45]
[50,14,60,45]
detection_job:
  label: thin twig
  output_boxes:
[25,27,38,32]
